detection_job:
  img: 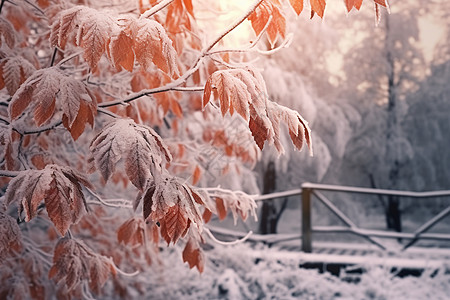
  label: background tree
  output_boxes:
[252,0,450,234]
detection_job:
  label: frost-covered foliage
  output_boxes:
[0,0,393,298]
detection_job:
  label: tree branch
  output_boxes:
[0,115,9,124]
[98,0,263,108]
[50,48,58,67]
[0,170,20,177]
[0,0,5,15]
[141,0,175,19]
[13,120,63,135]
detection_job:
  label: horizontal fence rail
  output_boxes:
[300,183,450,252]
[242,183,450,253]
[302,183,450,198]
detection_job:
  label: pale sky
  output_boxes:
[197,0,446,74]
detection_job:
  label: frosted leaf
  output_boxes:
[4,165,91,235]
[0,17,16,48]
[0,56,36,96]
[89,119,172,190]
[206,189,258,225]
[50,5,116,68]
[0,211,22,260]
[49,237,116,292]
[136,175,204,244]
[133,18,179,76]
[9,67,96,140]
[203,67,312,155]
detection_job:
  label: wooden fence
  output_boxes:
[254,183,450,253]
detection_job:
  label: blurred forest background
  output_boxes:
[204,0,450,236]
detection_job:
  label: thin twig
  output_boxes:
[97,107,120,118]
[21,120,63,135]
[49,48,58,67]
[171,86,205,92]
[23,0,46,16]
[0,170,20,177]
[112,261,140,277]
[204,227,253,246]
[85,187,133,209]
[0,115,9,124]
[0,0,6,15]
[207,15,273,56]
[140,0,174,19]
[57,50,84,66]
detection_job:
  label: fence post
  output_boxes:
[302,186,312,253]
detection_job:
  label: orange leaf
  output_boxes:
[248,1,286,46]
[374,0,387,7]
[249,114,270,150]
[344,0,354,12]
[170,98,183,118]
[267,5,286,45]
[0,17,16,48]
[108,31,135,72]
[9,68,96,139]
[89,119,172,189]
[310,0,326,18]
[192,165,201,185]
[216,197,227,221]
[117,217,146,246]
[50,6,114,69]
[0,212,23,259]
[49,238,115,293]
[132,18,179,77]
[4,165,91,236]
[159,204,189,244]
[182,238,204,273]
[289,0,304,15]
[142,183,156,220]
[65,99,92,140]
[202,209,212,223]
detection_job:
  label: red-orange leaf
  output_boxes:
[0,56,36,96]
[4,165,91,235]
[192,165,201,185]
[108,30,135,72]
[137,176,204,245]
[344,0,364,11]
[374,0,387,7]
[203,68,312,154]
[9,67,96,140]
[289,0,304,15]
[0,211,22,260]
[132,18,179,77]
[203,69,254,121]
[117,217,146,246]
[354,0,363,9]
[0,17,16,48]
[345,0,354,12]
[216,197,227,221]
[248,1,286,46]
[202,209,212,223]
[50,6,115,69]
[159,204,189,244]
[49,238,116,293]
[89,119,172,190]
[310,0,326,18]
[182,237,204,272]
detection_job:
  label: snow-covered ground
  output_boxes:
[102,240,450,300]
